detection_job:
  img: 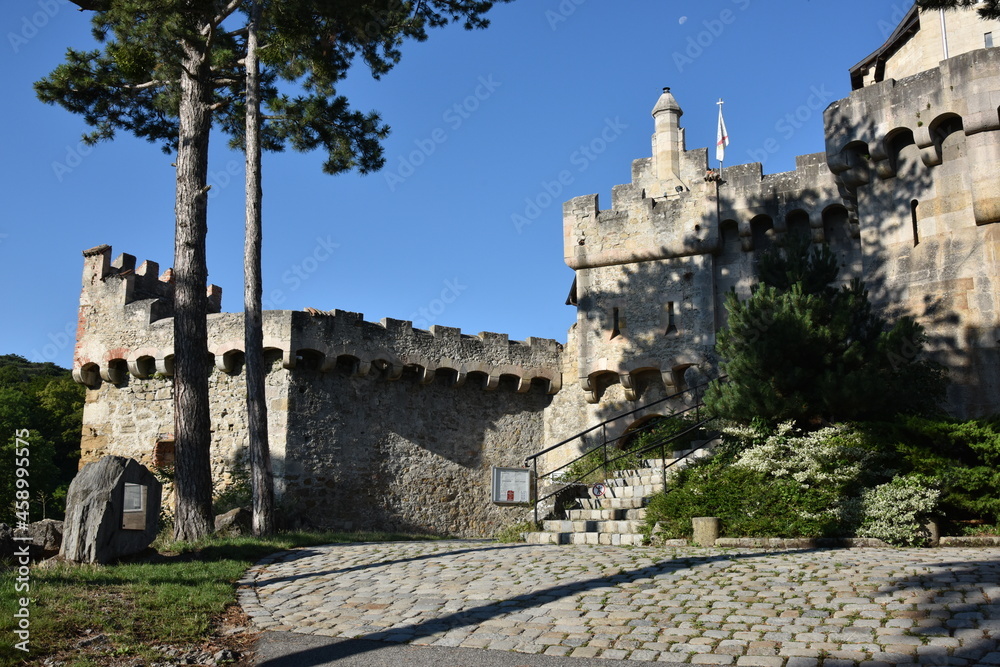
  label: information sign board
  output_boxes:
[491,467,533,505]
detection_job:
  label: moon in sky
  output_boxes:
[679,16,688,25]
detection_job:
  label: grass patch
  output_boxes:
[493,521,539,543]
[0,530,438,667]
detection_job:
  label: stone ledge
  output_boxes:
[714,537,890,548]
[939,535,1000,546]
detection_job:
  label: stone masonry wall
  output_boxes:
[281,365,551,537]
[72,245,562,536]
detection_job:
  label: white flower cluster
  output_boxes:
[855,475,941,547]
[729,421,881,489]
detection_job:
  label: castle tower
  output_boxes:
[651,87,686,193]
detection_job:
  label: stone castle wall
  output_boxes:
[826,47,1000,414]
[72,35,1000,536]
[72,245,562,536]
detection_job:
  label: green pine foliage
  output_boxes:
[0,355,84,523]
[36,0,513,172]
[704,234,946,426]
[859,416,1000,529]
[915,0,1000,20]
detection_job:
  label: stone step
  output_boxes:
[566,507,647,521]
[587,482,664,499]
[603,473,673,488]
[542,519,646,534]
[523,531,647,546]
[579,497,645,510]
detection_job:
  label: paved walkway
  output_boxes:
[239,540,1000,666]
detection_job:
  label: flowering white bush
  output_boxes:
[730,421,882,489]
[855,475,940,547]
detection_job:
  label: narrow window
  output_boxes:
[911,199,920,246]
[986,32,994,48]
[666,302,678,335]
[610,307,621,340]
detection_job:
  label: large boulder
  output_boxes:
[60,456,162,564]
[214,507,252,536]
[26,519,63,558]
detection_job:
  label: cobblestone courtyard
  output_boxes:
[240,541,1000,666]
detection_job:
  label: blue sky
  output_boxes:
[1,0,914,369]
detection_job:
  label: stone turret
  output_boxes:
[651,87,686,194]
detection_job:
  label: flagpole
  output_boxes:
[717,98,725,179]
[716,99,726,240]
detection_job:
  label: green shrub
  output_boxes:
[647,422,909,540]
[646,462,841,539]
[647,418,998,542]
[859,416,1000,530]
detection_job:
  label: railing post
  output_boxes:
[602,423,608,480]
[661,437,667,492]
[533,457,538,525]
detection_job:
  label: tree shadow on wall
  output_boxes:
[566,107,971,441]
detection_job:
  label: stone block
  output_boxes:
[215,507,252,536]
[692,516,720,547]
[60,456,162,564]
[26,519,63,558]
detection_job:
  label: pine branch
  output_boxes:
[212,0,244,28]
[66,0,107,11]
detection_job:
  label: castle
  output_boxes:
[72,6,1000,537]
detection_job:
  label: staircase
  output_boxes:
[521,379,727,547]
[523,458,684,546]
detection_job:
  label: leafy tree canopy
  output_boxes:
[0,356,83,523]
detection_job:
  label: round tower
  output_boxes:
[651,87,684,185]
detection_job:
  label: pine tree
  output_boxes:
[915,0,1000,20]
[704,234,947,426]
[37,0,512,539]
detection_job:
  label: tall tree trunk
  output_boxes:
[172,35,215,542]
[245,0,276,536]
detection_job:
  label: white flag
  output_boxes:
[716,100,729,164]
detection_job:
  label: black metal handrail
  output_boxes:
[524,377,727,523]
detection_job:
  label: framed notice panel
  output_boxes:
[491,467,534,505]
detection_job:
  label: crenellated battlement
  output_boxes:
[73,245,562,395]
[564,142,851,274]
[826,47,1000,226]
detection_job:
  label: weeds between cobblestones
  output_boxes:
[240,541,1000,665]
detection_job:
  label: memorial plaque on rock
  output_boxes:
[60,456,162,564]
